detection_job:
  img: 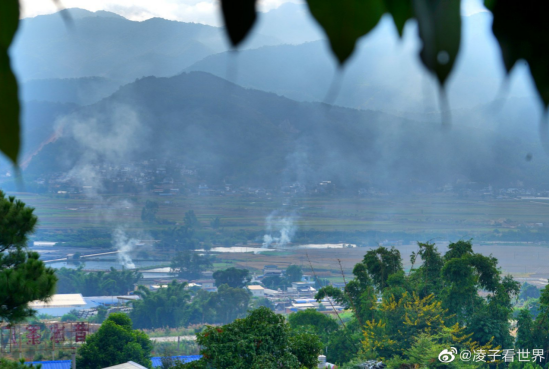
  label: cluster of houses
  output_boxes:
[246,265,345,314]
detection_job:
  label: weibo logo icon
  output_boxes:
[438,347,458,363]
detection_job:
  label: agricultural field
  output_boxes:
[12,190,549,282]
[10,192,549,236]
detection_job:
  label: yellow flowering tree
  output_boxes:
[362,292,496,367]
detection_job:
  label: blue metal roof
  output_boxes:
[151,355,201,368]
[25,360,71,369]
[26,355,201,369]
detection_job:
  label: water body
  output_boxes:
[197,243,356,253]
[48,260,162,270]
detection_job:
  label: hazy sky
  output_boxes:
[20,0,302,24]
[20,0,486,24]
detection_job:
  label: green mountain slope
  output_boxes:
[24,72,546,189]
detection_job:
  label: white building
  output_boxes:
[247,285,265,297]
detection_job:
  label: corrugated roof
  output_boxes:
[103,361,147,369]
[25,360,71,369]
[29,294,86,308]
[26,355,201,369]
[151,355,201,367]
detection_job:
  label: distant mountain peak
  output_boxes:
[28,8,126,21]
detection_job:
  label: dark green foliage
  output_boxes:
[288,308,338,343]
[520,282,541,301]
[384,0,413,36]
[516,309,535,350]
[184,210,200,228]
[315,261,377,327]
[0,191,57,323]
[409,242,444,298]
[362,246,403,291]
[251,297,275,310]
[130,281,191,329]
[209,216,221,229]
[141,200,159,223]
[262,275,291,290]
[208,284,251,324]
[159,226,196,251]
[488,0,549,107]
[288,330,324,369]
[523,298,541,319]
[55,266,141,296]
[170,251,212,279]
[128,281,251,329]
[188,307,321,369]
[516,284,549,365]
[0,358,41,369]
[414,0,461,86]
[77,313,153,369]
[61,311,79,322]
[306,0,384,65]
[0,0,20,163]
[324,324,362,365]
[213,267,251,288]
[317,241,519,360]
[285,265,303,283]
[220,0,257,47]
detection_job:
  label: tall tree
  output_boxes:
[285,265,303,283]
[515,283,549,365]
[77,313,153,369]
[0,191,57,323]
[209,284,251,324]
[130,281,191,329]
[184,307,321,369]
[213,267,250,288]
[184,210,200,228]
[288,308,339,343]
[362,246,403,291]
[55,267,141,296]
[141,200,159,223]
[170,251,212,279]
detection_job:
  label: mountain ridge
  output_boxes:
[23,71,546,190]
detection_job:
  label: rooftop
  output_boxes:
[26,356,202,369]
[103,362,147,369]
[29,294,86,308]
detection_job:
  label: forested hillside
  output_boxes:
[25,72,546,189]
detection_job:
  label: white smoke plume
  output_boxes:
[113,227,138,269]
[55,104,150,268]
[262,211,298,248]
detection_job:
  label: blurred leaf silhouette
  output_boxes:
[221,0,258,47]
[0,0,20,165]
[306,0,385,65]
[2,0,549,164]
[488,1,549,107]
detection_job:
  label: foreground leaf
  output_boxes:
[220,0,257,47]
[384,0,413,37]
[0,0,20,164]
[0,0,19,49]
[413,0,461,86]
[306,0,385,65]
[488,0,549,107]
